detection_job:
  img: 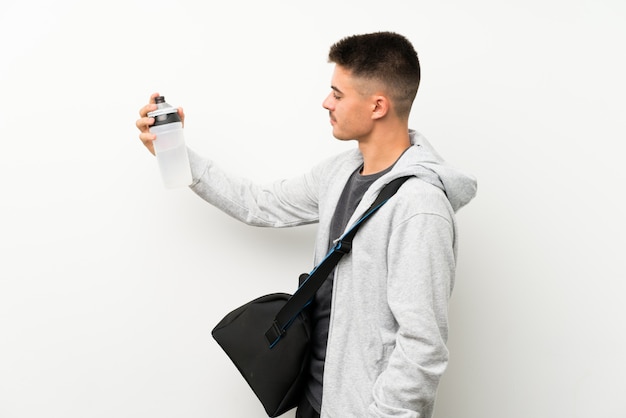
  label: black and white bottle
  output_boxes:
[148,96,192,188]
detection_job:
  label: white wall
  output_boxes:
[1,1,625,417]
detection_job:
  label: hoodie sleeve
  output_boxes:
[369,210,456,417]
[186,148,321,227]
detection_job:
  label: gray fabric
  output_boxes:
[188,130,477,417]
[307,164,392,413]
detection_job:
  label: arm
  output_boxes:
[187,149,321,228]
[369,213,456,417]
[135,93,322,228]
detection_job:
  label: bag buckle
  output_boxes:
[265,320,285,348]
[334,239,352,254]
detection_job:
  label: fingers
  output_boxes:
[135,92,161,156]
[138,92,161,117]
[137,115,156,155]
[149,92,160,103]
[136,115,156,155]
[136,95,157,136]
[139,132,156,155]
[138,103,156,119]
[178,107,185,127]
[135,111,155,131]
[135,111,155,148]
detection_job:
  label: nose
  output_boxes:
[322,93,333,110]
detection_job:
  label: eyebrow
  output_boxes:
[331,85,343,95]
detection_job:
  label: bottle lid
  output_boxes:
[147,96,182,125]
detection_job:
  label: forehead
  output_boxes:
[331,65,353,89]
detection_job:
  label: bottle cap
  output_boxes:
[147,96,182,126]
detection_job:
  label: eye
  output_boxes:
[333,93,341,100]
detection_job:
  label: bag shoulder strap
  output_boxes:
[265,175,412,346]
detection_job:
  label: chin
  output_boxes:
[333,132,357,142]
[331,129,350,141]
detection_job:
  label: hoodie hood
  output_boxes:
[389,130,477,212]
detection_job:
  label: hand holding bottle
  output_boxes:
[136,93,185,155]
[135,93,192,188]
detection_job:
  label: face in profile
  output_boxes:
[322,65,379,142]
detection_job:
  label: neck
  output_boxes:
[358,126,411,175]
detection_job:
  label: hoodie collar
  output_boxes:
[376,130,478,212]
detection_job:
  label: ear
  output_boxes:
[371,95,389,120]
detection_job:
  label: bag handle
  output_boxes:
[265,175,412,347]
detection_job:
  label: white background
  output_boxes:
[1,1,625,417]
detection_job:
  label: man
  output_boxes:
[136,31,477,418]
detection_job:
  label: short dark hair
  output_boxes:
[328,31,420,117]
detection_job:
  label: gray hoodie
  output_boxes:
[189,130,477,417]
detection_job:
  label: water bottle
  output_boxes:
[147,96,192,188]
